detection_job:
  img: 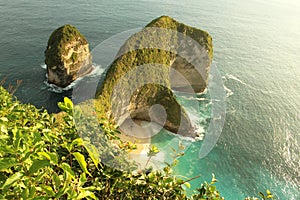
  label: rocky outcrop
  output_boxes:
[146,16,213,93]
[96,16,213,137]
[45,25,92,87]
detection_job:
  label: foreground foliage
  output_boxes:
[0,86,274,199]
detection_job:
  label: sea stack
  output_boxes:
[45,25,92,87]
[95,16,213,137]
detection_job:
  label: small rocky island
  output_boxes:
[45,25,93,87]
[96,16,213,137]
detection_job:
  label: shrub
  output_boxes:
[0,86,274,199]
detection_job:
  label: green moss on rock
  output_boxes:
[96,16,213,137]
[146,16,213,60]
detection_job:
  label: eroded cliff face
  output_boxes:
[96,16,213,137]
[146,15,213,93]
[45,25,92,87]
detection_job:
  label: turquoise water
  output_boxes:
[0,0,299,199]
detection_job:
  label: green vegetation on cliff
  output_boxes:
[95,46,191,134]
[95,16,217,136]
[95,16,216,136]
[0,86,274,199]
[45,24,88,67]
[146,15,213,60]
[0,86,216,199]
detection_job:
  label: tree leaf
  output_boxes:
[28,185,36,198]
[1,172,23,189]
[13,128,22,148]
[147,145,160,157]
[73,152,91,176]
[85,144,100,168]
[58,97,73,115]
[52,172,61,189]
[70,138,84,150]
[0,117,8,122]
[77,190,96,200]
[38,152,58,165]
[184,182,191,188]
[29,159,50,174]
[21,187,29,199]
[64,97,73,110]
[32,196,49,200]
[0,124,8,134]
[60,162,75,179]
[41,185,55,197]
[33,131,42,143]
[79,173,87,187]
[0,157,19,170]
[57,102,68,112]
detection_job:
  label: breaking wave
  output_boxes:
[223,73,273,94]
[42,63,104,93]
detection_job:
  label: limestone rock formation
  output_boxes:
[45,25,92,87]
[96,16,213,137]
[146,16,213,93]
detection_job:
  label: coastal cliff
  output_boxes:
[146,16,213,93]
[45,25,92,87]
[95,16,213,137]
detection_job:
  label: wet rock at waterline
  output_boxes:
[45,25,92,88]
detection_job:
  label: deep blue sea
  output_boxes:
[0,0,299,199]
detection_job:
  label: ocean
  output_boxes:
[0,0,299,199]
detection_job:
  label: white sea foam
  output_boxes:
[224,84,234,97]
[224,73,273,94]
[225,74,252,87]
[176,89,209,102]
[180,96,209,101]
[42,63,104,93]
[40,63,47,69]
